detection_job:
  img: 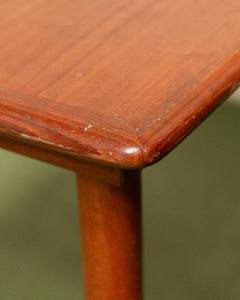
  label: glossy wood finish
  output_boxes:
[77,171,142,300]
[78,171,142,300]
[1,0,240,168]
[0,134,123,186]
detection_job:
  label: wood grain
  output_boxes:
[0,133,123,186]
[0,0,240,168]
[77,170,142,299]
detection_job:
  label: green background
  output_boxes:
[0,99,240,299]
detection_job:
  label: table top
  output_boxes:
[0,0,240,168]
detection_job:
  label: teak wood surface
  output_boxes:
[0,0,240,168]
[77,171,142,299]
[1,1,240,299]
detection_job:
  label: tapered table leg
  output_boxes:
[77,170,142,300]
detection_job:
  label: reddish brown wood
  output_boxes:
[0,133,123,186]
[0,0,240,168]
[77,171,142,300]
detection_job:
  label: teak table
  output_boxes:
[0,0,240,299]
